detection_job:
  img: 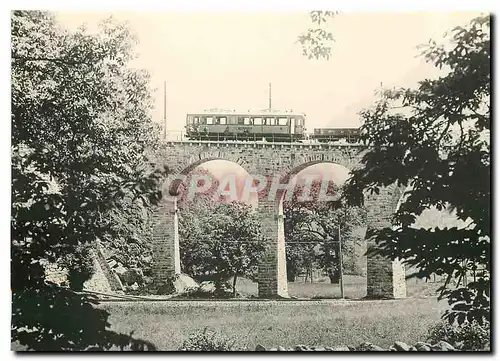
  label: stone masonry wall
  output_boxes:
[157,141,364,178]
[152,141,406,299]
[151,198,178,290]
[257,198,288,298]
[364,184,407,298]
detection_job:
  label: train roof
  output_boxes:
[187,109,306,117]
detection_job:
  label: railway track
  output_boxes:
[84,290,423,304]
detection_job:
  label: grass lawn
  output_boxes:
[12,277,447,351]
[233,275,443,299]
[100,296,446,351]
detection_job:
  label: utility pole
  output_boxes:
[163,81,167,140]
[338,224,345,299]
[268,82,272,111]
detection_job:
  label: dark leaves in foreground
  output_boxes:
[344,15,490,326]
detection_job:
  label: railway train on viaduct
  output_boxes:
[184,109,361,143]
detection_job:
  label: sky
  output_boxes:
[55,11,482,140]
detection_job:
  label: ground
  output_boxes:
[233,275,442,299]
[96,277,445,351]
[101,297,446,351]
[12,277,446,351]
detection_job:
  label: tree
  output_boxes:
[297,10,338,60]
[284,179,366,283]
[283,198,315,282]
[342,15,490,325]
[11,11,166,350]
[179,201,266,297]
[177,167,223,210]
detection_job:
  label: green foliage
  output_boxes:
[343,15,490,325]
[177,167,222,210]
[12,284,156,351]
[427,320,490,351]
[101,237,153,290]
[59,243,95,291]
[97,186,156,291]
[101,297,439,351]
[284,180,366,282]
[298,10,338,60]
[11,10,166,350]
[179,327,238,351]
[178,188,267,297]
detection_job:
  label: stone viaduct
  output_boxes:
[152,140,407,299]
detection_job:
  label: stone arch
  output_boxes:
[169,149,251,175]
[165,150,252,196]
[268,151,364,187]
[291,152,363,174]
[259,152,365,218]
[257,159,408,299]
[271,159,354,214]
[256,160,355,298]
[152,153,255,291]
[151,143,407,299]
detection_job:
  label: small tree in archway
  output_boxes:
[177,168,266,297]
[177,168,222,209]
[179,201,266,297]
[284,179,366,283]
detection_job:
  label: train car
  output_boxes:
[185,109,306,142]
[310,128,361,143]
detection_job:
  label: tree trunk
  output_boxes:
[214,276,225,296]
[307,263,313,283]
[287,267,296,282]
[328,268,340,284]
[324,243,340,284]
[232,273,238,298]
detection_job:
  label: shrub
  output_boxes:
[179,201,267,297]
[60,243,95,291]
[427,320,490,351]
[179,327,238,351]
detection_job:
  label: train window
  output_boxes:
[194,117,200,124]
[206,117,213,125]
[295,117,304,126]
[244,117,251,125]
[278,118,288,126]
[238,117,245,125]
[199,117,207,125]
[217,117,227,125]
[265,118,276,126]
[253,117,263,125]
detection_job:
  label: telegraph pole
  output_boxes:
[163,81,167,140]
[268,82,272,110]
